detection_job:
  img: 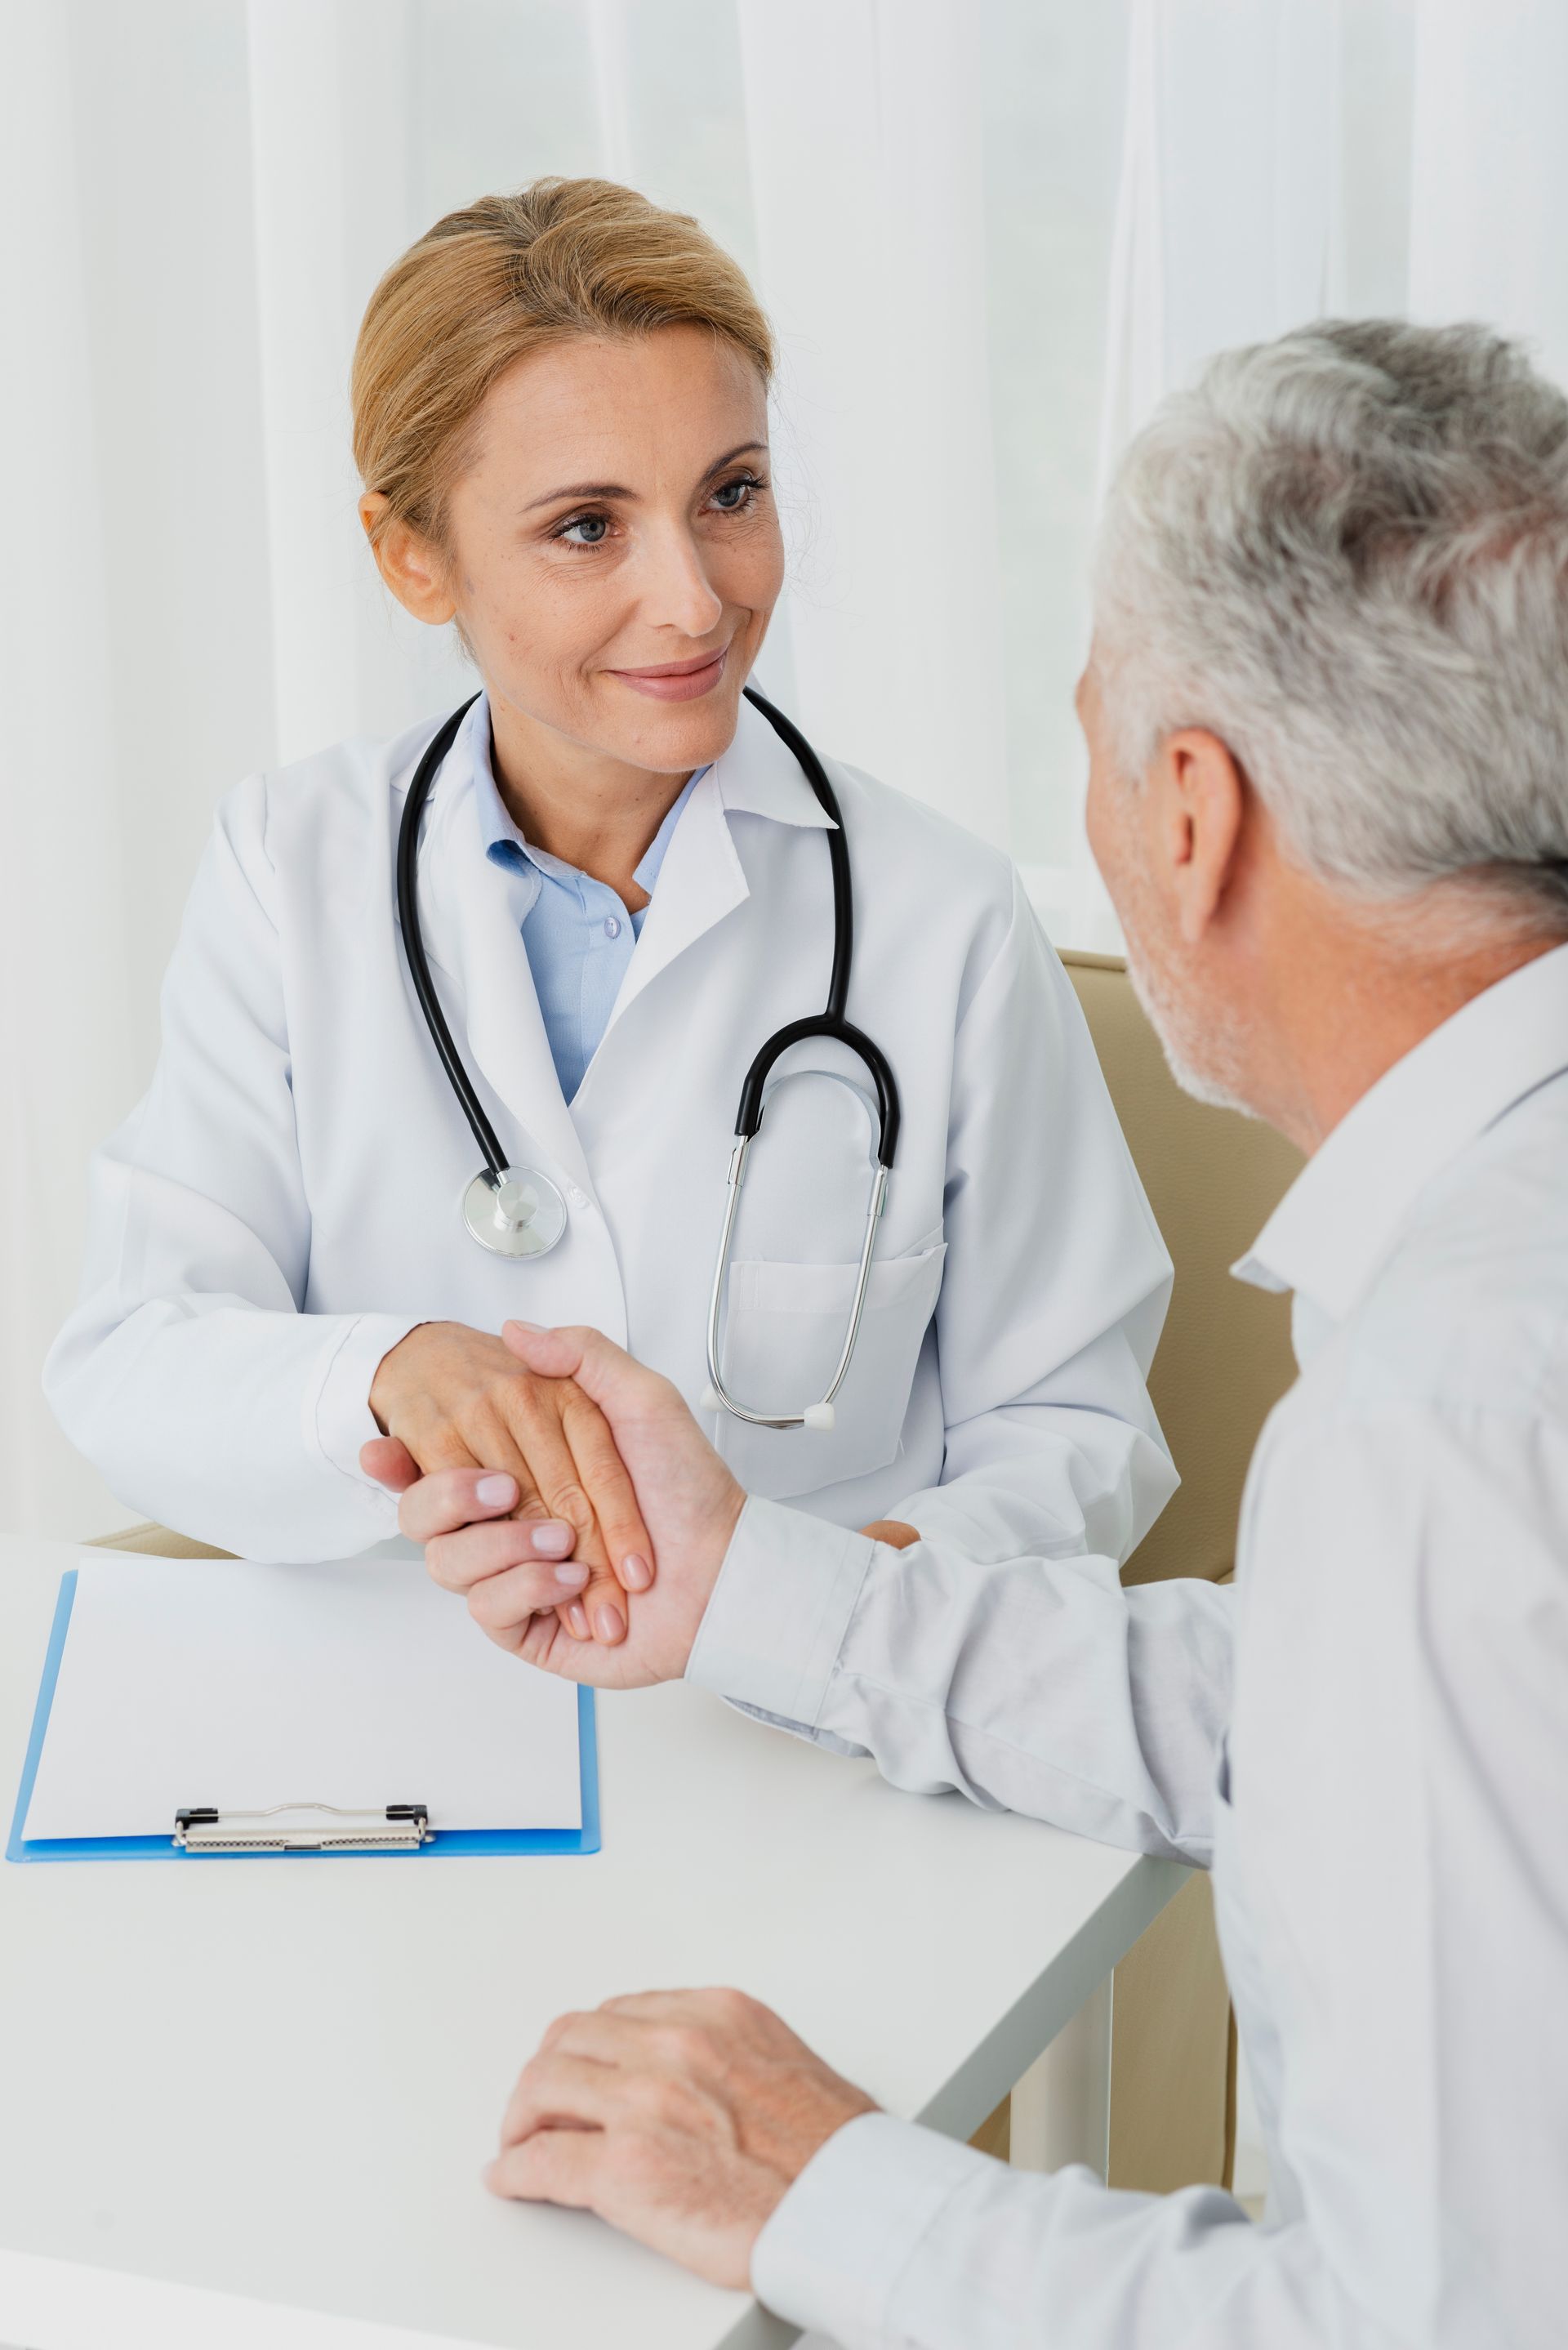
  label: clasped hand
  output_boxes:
[364,1320,921,1677]
[363,1319,750,1683]
[364,1318,659,1648]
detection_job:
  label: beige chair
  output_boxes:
[1063,955,1303,1594]
[971,956,1302,2184]
[1064,952,1300,2192]
[95,952,1301,2192]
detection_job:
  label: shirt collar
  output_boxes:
[1233,941,1568,1334]
[632,770,700,894]
[462,691,703,896]
[711,688,838,830]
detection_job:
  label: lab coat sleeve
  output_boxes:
[686,1497,1231,1864]
[43,777,417,1559]
[889,869,1177,1567]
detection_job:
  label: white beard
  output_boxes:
[1120,931,1260,1121]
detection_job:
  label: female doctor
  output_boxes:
[46,176,1175,1645]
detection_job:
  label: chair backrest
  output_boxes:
[88,1522,231,1558]
[1061,952,1303,1586]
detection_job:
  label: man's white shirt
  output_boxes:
[687,942,1568,2349]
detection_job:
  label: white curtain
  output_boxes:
[736,0,1010,849]
[1076,0,1568,934]
[5,0,1566,1539]
[1101,0,1568,448]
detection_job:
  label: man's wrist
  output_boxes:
[713,1478,747,1569]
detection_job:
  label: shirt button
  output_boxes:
[604,915,621,939]
[568,1184,590,1210]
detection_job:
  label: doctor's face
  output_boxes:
[434,326,783,777]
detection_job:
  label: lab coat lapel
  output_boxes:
[604,769,749,1029]
[600,693,834,1037]
[416,778,594,1196]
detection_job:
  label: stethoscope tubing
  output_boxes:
[733,685,901,1164]
[394,681,902,1428]
[394,692,502,1184]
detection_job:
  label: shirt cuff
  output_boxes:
[305,1313,425,1513]
[751,2111,987,2342]
[684,1496,875,1727]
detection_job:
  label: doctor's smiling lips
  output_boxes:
[606,641,731,702]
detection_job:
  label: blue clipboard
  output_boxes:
[7,1568,600,1863]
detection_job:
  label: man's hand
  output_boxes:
[369,1322,746,1688]
[860,1518,920,1549]
[366,1322,654,1643]
[485,1989,876,2289]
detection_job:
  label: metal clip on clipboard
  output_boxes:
[172,1802,431,1854]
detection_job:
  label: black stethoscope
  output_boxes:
[395,683,901,1431]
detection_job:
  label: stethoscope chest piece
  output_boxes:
[461,1166,568,1260]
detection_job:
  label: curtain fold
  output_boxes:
[2,4,131,1539]
[1409,0,1568,383]
[1098,0,1346,472]
[737,0,1010,848]
[1070,0,1345,943]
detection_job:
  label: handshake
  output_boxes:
[363,1316,919,1688]
[362,1318,749,1689]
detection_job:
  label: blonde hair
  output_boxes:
[351,176,774,555]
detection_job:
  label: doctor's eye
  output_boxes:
[554,511,612,548]
[709,470,768,515]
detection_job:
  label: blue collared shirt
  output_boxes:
[472,717,703,1103]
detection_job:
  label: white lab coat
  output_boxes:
[46,693,1176,1563]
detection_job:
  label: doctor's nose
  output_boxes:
[638,524,724,639]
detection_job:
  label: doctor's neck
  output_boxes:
[485,688,697,913]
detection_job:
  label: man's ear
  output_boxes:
[1148,728,1248,946]
[358,494,457,627]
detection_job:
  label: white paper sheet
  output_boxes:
[22,1556,582,1840]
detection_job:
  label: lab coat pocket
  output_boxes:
[713,1242,947,1501]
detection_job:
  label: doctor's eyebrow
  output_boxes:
[521,442,769,514]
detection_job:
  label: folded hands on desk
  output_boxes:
[485,1987,876,2288]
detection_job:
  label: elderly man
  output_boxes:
[368,321,1567,2348]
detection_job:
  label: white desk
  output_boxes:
[0,1534,1185,2350]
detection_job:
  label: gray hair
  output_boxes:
[1092,319,1568,930]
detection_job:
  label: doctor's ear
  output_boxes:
[1148,727,1249,948]
[359,494,458,627]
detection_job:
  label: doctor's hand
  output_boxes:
[364,1322,654,1646]
[485,1988,876,2290]
[376,1322,746,1690]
